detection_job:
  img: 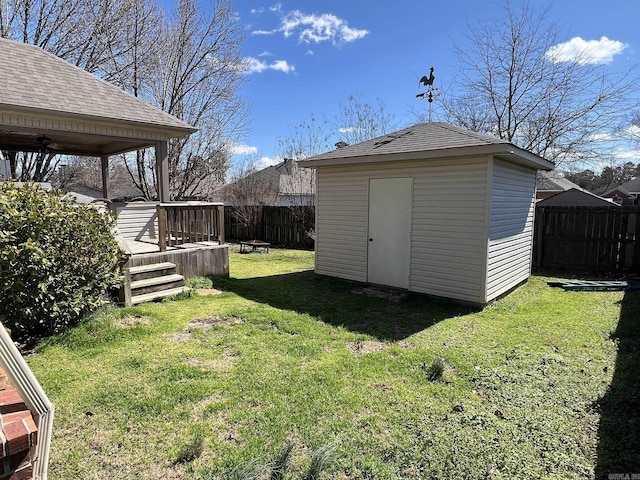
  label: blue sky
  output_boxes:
[232,0,640,168]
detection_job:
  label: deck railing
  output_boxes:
[157,202,225,251]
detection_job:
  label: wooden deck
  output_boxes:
[115,202,229,305]
[120,237,230,278]
[119,237,221,255]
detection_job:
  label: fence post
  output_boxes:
[633,210,640,273]
[533,207,545,270]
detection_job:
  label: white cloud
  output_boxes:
[251,10,368,46]
[231,144,258,155]
[545,36,628,65]
[590,133,614,142]
[269,3,282,13]
[338,127,357,133]
[306,49,315,56]
[258,51,273,57]
[245,57,295,74]
[250,7,264,14]
[252,29,276,36]
[270,60,295,73]
[626,125,640,138]
[281,11,368,45]
[253,156,282,169]
[614,149,640,161]
[614,149,640,160]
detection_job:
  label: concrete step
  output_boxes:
[131,287,190,305]
[129,262,176,281]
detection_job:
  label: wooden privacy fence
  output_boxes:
[533,206,640,274]
[224,206,315,249]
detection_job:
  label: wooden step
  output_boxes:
[130,274,184,296]
[131,287,190,305]
[129,262,176,280]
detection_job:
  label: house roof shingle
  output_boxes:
[536,171,584,192]
[604,176,640,196]
[0,38,196,157]
[536,188,615,207]
[0,38,194,132]
[298,122,554,171]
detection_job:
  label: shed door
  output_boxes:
[367,178,412,289]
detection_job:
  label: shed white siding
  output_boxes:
[486,159,536,301]
[315,168,370,282]
[315,157,490,304]
[410,159,488,304]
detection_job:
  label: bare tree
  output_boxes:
[222,157,279,239]
[1,0,154,181]
[333,95,396,145]
[277,98,394,241]
[2,0,247,197]
[117,0,248,200]
[276,115,329,241]
[442,0,638,167]
[52,156,134,193]
[627,111,640,148]
[277,114,331,161]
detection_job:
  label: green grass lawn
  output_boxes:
[27,248,640,479]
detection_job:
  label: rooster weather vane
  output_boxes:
[416,67,438,122]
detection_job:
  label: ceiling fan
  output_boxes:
[36,135,61,155]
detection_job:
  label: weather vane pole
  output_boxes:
[416,67,438,122]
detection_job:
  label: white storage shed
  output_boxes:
[298,123,555,306]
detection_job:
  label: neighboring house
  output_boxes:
[536,170,584,201]
[536,188,616,207]
[63,183,144,203]
[298,122,554,307]
[220,158,315,206]
[602,177,640,205]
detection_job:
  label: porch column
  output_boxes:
[101,155,110,199]
[155,140,170,203]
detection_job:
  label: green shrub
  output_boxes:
[0,182,126,341]
[185,276,213,289]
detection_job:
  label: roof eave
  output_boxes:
[299,143,554,170]
[0,103,198,138]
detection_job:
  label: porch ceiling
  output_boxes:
[0,121,161,157]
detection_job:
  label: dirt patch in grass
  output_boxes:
[371,383,392,392]
[352,286,409,302]
[191,393,226,417]
[188,316,245,330]
[195,288,223,296]
[116,315,152,328]
[184,349,239,371]
[345,340,388,355]
[169,332,192,343]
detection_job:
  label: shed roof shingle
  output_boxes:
[298,122,554,170]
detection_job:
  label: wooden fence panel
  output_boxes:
[533,206,640,274]
[224,206,315,249]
